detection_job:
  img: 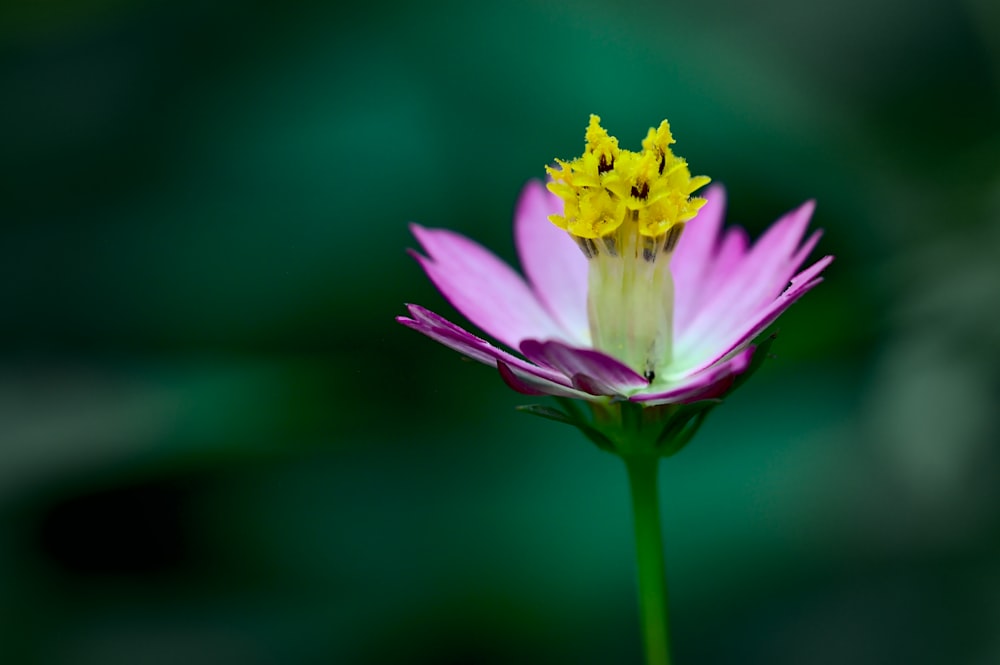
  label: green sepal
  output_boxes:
[553,396,590,423]
[515,403,578,426]
[516,403,617,453]
[654,399,721,456]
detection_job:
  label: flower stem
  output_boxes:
[625,455,672,665]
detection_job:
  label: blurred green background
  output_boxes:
[2,0,999,663]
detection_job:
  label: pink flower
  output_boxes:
[398,117,832,406]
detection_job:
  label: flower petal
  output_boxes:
[672,184,727,328]
[698,226,751,309]
[514,180,590,344]
[677,255,833,375]
[410,225,568,349]
[676,226,752,335]
[398,304,571,386]
[497,361,594,399]
[399,305,598,400]
[675,200,819,364]
[497,361,547,395]
[631,346,755,405]
[520,339,649,396]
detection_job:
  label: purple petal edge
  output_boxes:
[397,305,594,400]
[520,339,649,396]
[497,361,593,399]
[497,361,547,395]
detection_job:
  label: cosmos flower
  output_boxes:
[398,115,832,406]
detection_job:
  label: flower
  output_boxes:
[398,116,832,407]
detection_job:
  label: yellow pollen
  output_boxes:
[546,115,711,240]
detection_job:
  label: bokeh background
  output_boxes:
[2,0,999,663]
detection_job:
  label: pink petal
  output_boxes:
[678,255,833,375]
[676,200,818,359]
[676,224,750,334]
[514,181,590,344]
[520,339,649,396]
[410,225,568,350]
[790,229,823,272]
[672,184,727,328]
[631,347,755,406]
[787,252,831,285]
[700,226,751,305]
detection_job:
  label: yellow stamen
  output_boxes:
[546,115,710,241]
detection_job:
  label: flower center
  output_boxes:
[546,115,710,381]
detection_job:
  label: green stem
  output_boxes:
[625,455,671,665]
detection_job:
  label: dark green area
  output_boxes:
[2,0,999,662]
